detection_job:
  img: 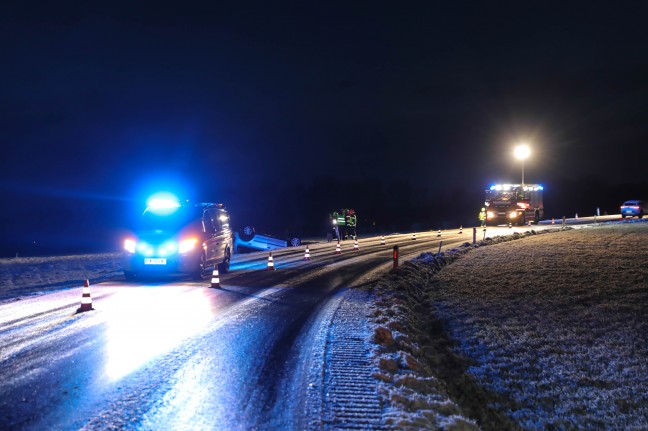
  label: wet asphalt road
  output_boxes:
[0,224,575,430]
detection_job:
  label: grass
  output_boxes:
[370,223,648,430]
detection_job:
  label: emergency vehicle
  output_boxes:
[123,197,232,279]
[485,184,544,226]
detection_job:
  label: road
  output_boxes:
[0,222,611,430]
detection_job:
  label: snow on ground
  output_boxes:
[368,220,648,430]
[0,253,122,303]
[2,220,647,430]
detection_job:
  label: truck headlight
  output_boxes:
[487,211,495,219]
[509,211,518,219]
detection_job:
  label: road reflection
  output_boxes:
[104,285,213,380]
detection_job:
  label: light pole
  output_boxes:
[514,144,530,186]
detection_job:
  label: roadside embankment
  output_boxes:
[369,223,648,430]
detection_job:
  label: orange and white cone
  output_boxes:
[211,267,220,288]
[508,222,512,228]
[335,241,341,254]
[76,279,94,313]
[552,217,555,225]
[380,235,385,245]
[304,245,311,261]
[412,233,416,240]
[353,239,359,251]
[459,226,463,234]
[267,252,275,270]
[437,229,441,237]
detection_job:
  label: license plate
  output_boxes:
[144,258,167,265]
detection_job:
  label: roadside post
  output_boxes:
[393,245,399,270]
[472,227,477,244]
[437,241,443,257]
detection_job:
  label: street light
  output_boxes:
[514,144,530,186]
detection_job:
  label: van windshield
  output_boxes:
[138,206,203,232]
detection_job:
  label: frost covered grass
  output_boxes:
[0,253,122,302]
[369,223,648,430]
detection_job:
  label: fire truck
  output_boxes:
[484,184,544,226]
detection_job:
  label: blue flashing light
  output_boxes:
[146,192,181,215]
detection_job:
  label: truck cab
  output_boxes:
[485,184,544,226]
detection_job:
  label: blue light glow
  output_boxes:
[146,192,180,215]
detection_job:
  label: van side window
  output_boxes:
[203,211,217,235]
[208,209,228,232]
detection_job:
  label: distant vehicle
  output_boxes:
[485,184,544,226]
[123,198,232,280]
[234,224,301,253]
[620,200,646,219]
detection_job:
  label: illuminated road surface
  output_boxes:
[0,225,571,430]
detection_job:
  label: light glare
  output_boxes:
[514,144,531,160]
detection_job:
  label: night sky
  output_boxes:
[2,2,647,256]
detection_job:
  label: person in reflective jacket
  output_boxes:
[478,207,487,227]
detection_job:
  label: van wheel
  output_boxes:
[194,252,209,280]
[534,210,540,224]
[218,248,231,273]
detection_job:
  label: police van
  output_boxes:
[123,198,233,280]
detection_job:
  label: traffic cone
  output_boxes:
[528,220,532,226]
[575,213,579,219]
[267,252,275,270]
[437,229,441,237]
[380,235,385,245]
[508,222,512,228]
[459,225,463,234]
[211,268,220,288]
[552,217,555,225]
[412,233,417,240]
[353,239,359,251]
[76,279,94,313]
[304,245,311,261]
[335,241,341,254]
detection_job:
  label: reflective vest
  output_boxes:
[346,214,357,227]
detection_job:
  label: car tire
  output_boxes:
[534,210,540,225]
[239,225,256,242]
[289,236,301,247]
[622,214,626,219]
[124,271,137,281]
[218,248,231,273]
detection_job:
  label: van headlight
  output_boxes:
[124,239,136,254]
[179,238,198,253]
[509,211,518,219]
